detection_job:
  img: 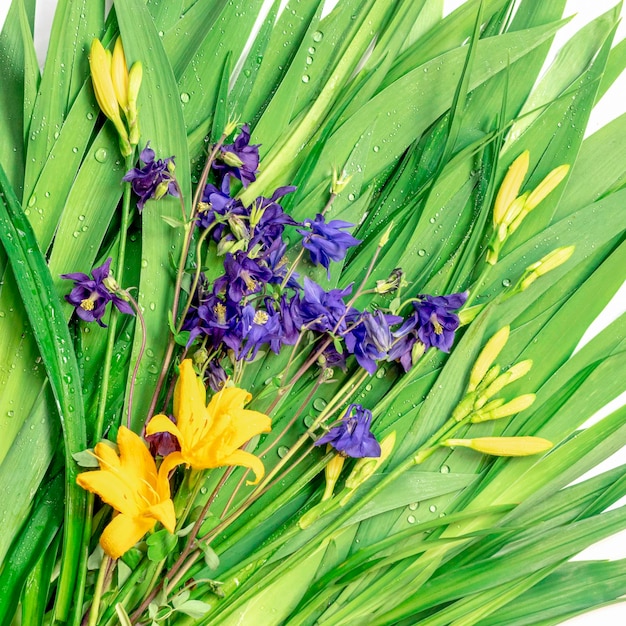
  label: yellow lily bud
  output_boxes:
[519,246,575,291]
[322,452,345,501]
[467,326,510,392]
[378,222,394,247]
[111,37,129,113]
[458,304,484,326]
[344,431,396,491]
[127,62,143,108]
[443,436,552,456]
[471,393,536,423]
[90,39,121,124]
[493,151,530,225]
[478,360,533,403]
[500,193,529,229]
[524,164,570,212]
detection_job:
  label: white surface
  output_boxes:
[0,0,625,623]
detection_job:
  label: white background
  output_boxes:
[0,0,625,623]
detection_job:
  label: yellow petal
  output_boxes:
[93,441,120,470]
[174,360,208,432]
[157,451,185,499]
[111,37,129,112]
[146,499,176,534]
[99,513,155,560]
[220,449,266,485]
[117,426,158,499]
[77,470,141,517]
[223,409,271,451]
[146,414,184,445]
[89,39,122,125]
[493,151,530,225]
[207,386,251,416]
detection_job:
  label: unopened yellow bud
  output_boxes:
[479,360,532,402]
[443,436,552,456]
[111,38,129,113]
[458,304,483,326]
[322,452,345,501]
[493,151,530,225]
[500,193,529,229]
[378,222,394,247]
[452,392,478,422]
[471,393,536,423]
[525,164,570,212]
[519,246,575,291]
[127,62,143,109]
[468,326,510,392]
[344,431,396,491]
[331,169,352,195]
[90,39,121,124]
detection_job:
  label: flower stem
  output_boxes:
[87,555,110,626]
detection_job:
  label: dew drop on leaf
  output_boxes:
[94,148,108,163]
[277,446,289,458]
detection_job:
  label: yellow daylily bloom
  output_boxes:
[111,37,130,113]
[146,360,271,484]
[76,426,176,560]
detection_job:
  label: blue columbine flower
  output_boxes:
[344,310,402,374]
[213,124,260,187]
[315,404,381,458]
[122,143,178,212]
[415,292,467,352]
[224,304,282,361]
[249,186,297,248]
[213,252,274,303]
[61,258,134,327]
[300,278,352,333]
[297,214,361,276]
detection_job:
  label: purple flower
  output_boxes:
[415,292,467,352]
[315,404,381,458]
[249,186,297,249]
[61,258,134,327]
[297,214,361,276]
[344,310,401,375]
[265,240,301,290]
[197,176,237,233]
[145,415,180,457]
[122,143,178,212]
[213,252,274,303]
[300,278,352,333]
[205,361,228,392]
[321,344,347,371]
[185,294,236,348]
[213,124,260,187]
[224,304,282,361]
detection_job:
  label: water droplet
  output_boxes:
[149,302,156,311]
[45,191,50,198]
[86,112,94,120]
[407,515,416,524]
[429,505,437,513]
[373,145,380,153]
[27,195,36,207]
[158,30,164,37]
[94,148,108,163]
[141,258,148,268]
[306,56,313,65]
[0,311,5,318]
[81,225,88,232]
[243,68,251,77]
[308,46,316,54]
[301,74,310,83]
[7,410,14,417]
[304,414,315,428]
[375,368,386,379]
[502,278,511,287]
[348,193,356,201]
[277,445,289,458]
[72,147,78,153]
[312,31,323,42]
[364,383,372,391]
[408,502,419,511]
[440,465,450,474]
[78,214,85,221]
[180,92,190,103]
[72,231,80,238]
[148,363,159,374]
[200,486,208,495]
[313,398,327,411]
[146,348,155,358]
[429,217,436,224]
[417,249,426,257]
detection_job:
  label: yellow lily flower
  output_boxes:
[146,359,271,484]
[76,426,176,560]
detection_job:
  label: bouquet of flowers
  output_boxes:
[1,0,626,624]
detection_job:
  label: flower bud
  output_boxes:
[471,393,536,423]
[458,304,484,326]
[467,326,510,392]
[153,181,171,201]
[443,436,552,456]
[111,37,129,113]
[127,62,143,109]
[493,151,530,226]
[524,164,570,212]
[224,116,240,137]
[500,193,529,228]
[228,215,250,241]
[452,391,478,422]
[89,39,120,124]
[478,360,532,402]
[375,268,404,295]
[221,151,244,168]
[344,431,396,491]
[102,275,118,293]
[410,340,426,367]
[378,222,394,248]
[519,246,575,291]
[322,452,345,501]
[193,348,209,368]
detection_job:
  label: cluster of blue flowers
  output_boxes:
[61,124,468,459]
